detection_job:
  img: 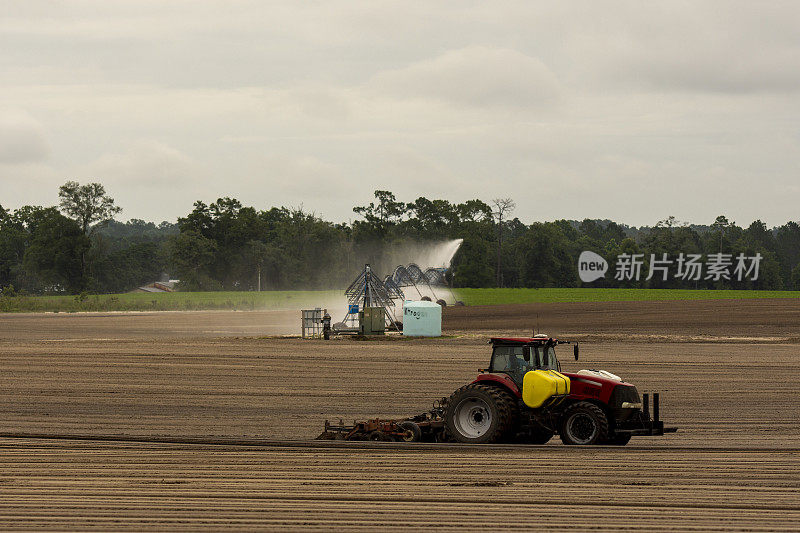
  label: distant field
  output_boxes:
[1,287,799,313]
[0,290,344,313]
[455,287,800,305]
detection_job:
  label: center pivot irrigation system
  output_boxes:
[387,264,456,307]
[338,264,403,332]
[335,263,463,332]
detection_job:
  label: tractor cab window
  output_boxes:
[491,345,536,385]
[537,345,560,371]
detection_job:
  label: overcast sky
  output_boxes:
[2,1,799,227]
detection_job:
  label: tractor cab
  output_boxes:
[488,337,573,388]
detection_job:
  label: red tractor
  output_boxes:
[318,335,676,445]
[442,336,676,445]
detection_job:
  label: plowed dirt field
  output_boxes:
[0,299,798,530]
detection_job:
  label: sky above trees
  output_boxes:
[2,2,800,226]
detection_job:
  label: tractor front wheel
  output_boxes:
[559,402,609,445]
[445,384,514,444]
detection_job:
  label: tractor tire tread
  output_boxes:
[444,383,515,443]
[559,401,610,445]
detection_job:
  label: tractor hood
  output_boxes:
[562,371,631,388]
[561,371,638,406]
[576,369,622,382]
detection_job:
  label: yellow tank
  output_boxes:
[522,370,571,408]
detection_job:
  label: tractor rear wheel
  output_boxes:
[559,402,609,445]
[445,384,514,444]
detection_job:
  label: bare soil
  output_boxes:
[0,299,798,530]
[444,298,800,340]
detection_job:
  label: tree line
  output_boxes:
[1,184,800,295]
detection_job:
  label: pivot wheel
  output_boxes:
[445,384,514,444]
[560,402,609,445]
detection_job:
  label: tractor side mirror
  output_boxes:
[574,344,579,361]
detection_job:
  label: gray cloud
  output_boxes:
[370,47,561,107]
[0,110,48,164]
[2,2,800,226]
[83,141,194,186]
[559,3,800,94]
